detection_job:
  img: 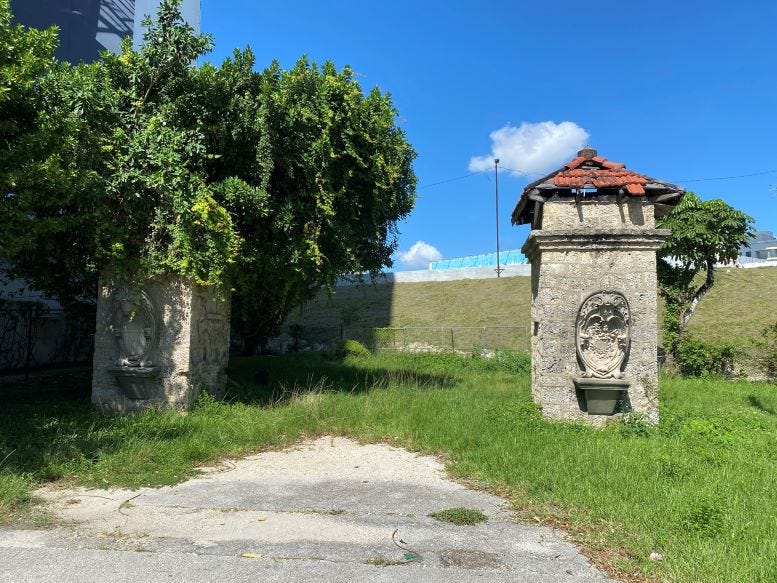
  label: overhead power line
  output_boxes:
[671,169,777,183]
[417,173,479,190]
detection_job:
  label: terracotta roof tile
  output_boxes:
[564,156,586,170]
[552,159,647,193]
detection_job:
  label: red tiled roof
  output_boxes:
[553,156,647,194]
[512,146,685,225]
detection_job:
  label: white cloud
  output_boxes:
[397,241,443,269]
[468,121,590,176]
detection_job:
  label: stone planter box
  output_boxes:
[573,378,630,416]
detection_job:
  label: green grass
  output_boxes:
[296,277,531,329]
[686,267,777,345]
[429,507,488,525]
[1,352,776,582]
[286,277,532,348]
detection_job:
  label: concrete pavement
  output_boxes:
[0,437,616,582]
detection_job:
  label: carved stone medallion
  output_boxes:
[576,291,630,379]
[110,285,157,367]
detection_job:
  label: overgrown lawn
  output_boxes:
[1,352,775,582]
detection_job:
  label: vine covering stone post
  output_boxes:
[512,147,684,424]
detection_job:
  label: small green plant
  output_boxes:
[619,413,653,438]
[429,507,487,526]
[656,452,686,480]
[682,499,726,537]
[467,350,531,374]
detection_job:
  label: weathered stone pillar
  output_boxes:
[513,148,684,424]
[91,273,230,414]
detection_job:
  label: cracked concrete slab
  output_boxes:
[0,436,617,582]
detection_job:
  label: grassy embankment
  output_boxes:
[2,351,776,583]
[289,267,777,353]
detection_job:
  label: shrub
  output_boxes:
[754,322,777,381]
[674,335,739,378]
[682,499,725,537]
[327,339,370,360]
[619,413,653,438]
[492,350,531,374]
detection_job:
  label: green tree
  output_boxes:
[657,191,754,354]
[0,0,416,350]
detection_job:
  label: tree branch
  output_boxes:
[680,258,716,329]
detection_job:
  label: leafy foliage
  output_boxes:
[0,0,98,308]
[0,0,416,346]
[657,191,753,365]
[673,334,739,378]
[754,322,777,381]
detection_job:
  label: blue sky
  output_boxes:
[201,0,777,270]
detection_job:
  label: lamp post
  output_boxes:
[494,158,503,277]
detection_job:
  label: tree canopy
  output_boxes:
[0,0,416,346]
[657,191,754,352]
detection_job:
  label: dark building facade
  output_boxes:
[10,0,134,63]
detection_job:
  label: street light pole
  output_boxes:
[494,158,503,277]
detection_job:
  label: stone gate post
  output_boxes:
[512,147,684,424]
[91,273,230,414]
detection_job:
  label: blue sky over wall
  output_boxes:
[200,0,777,270]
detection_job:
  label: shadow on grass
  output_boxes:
[0,367,197,481]
[226,353,457,405]
[0,355,455,482]
[0,366,92,404]
[747,394,776,415]
[0,401,110,479]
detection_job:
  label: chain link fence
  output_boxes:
[270,324,531,354]
[369,326,530,353]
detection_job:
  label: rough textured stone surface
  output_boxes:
[522,200,666,425]
[91,274,230,413]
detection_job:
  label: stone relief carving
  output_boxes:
[197,290,227,367]
[576,290,630,379]
[110,285,157,367]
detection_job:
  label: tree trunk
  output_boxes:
[679,258,716,329]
